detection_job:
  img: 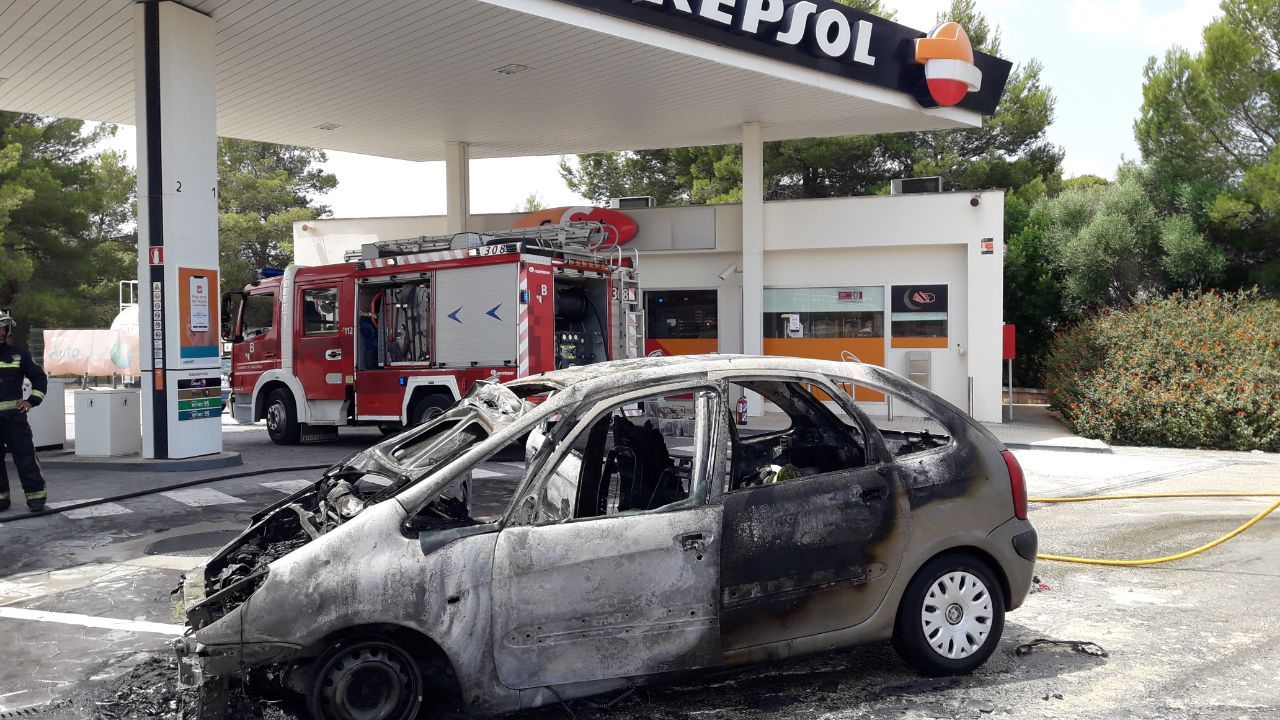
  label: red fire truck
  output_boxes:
[221,223,642,444]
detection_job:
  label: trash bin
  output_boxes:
[74,388,142,457]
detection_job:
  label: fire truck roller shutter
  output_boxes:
[433,264,519,367]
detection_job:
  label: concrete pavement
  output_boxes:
[0,409,1276,718]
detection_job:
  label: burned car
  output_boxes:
[175,355,1036,719]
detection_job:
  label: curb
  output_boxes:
[37,451,244,472]
[1003,442,1113,455]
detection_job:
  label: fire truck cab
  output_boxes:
[221,223,642,444]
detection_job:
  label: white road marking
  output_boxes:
[0,563,147,607]
[473,468,505,479]
[47,498,132,519]
[0,607,183,636]
[262,479,313,494]
[160,488,245,507]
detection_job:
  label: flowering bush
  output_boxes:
[1045,291,1280,450]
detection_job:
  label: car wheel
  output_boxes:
[893,553,1005,676]
[265,389,302,445]
[409,394,451,427]
[307,638,424,720]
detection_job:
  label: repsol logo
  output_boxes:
[635,0,877,66]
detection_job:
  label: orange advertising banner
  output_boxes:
[178,267,220,366]
[42,329,141,376]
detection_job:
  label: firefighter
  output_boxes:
[0,311,48,512]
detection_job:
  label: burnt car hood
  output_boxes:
[177,381,532,628]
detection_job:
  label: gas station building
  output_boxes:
[0,0,1011,457]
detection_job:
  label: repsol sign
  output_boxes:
[556,0,1011,114]
[637,0,880,65]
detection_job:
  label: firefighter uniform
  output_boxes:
[0,338,48,512]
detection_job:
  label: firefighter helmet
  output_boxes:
[0,311,14,331]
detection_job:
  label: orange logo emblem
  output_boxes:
[914,22,983,107]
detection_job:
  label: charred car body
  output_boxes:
[174,355,1036,720]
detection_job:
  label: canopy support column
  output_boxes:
[134,0,221,459]
[742,122,765,415]
[446,141,471,234]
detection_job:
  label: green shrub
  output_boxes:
[1045,291,1280,450]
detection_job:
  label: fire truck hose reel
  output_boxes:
[555,287,591,321]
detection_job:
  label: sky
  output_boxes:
[93,0,1223,219]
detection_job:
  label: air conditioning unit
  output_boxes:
[608,196,657,209]
[891,177,944,195]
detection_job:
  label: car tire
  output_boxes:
[893,552,1006,677]
[409,394,452,427]
[306,637,424,720]
[265,389,302,445]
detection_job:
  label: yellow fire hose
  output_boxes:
[1029,492,1280,566]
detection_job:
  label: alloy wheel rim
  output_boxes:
[920,570,993,659]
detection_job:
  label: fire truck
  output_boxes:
[221,223,642,444]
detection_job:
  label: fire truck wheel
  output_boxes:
[265,389,302,445]
[409,394,452,427]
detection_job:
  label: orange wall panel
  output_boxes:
[890,337,949,349]
[645,338,719,357]
[763,338,885,401]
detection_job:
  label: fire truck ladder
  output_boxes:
[614,263,644,359]
[349,222,616,262]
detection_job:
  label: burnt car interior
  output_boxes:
[839,381,953,457]
[536,391,705,523]
[728,380,873,490]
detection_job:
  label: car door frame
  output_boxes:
[709,369,911,651]
[489,378,730,690]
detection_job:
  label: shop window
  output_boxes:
[646,290,717,339]
[240,292,275,339]
[890,285,948,346]
[763,287,884,339]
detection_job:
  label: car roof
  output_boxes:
[512,354,884,392]
[503,354,999,453]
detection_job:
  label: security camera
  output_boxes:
[969,195,981,207]
[718,263,739,281]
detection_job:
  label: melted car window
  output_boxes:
[842,384,951,457]
[393,419,488,467]
[728,380,870,491]
[536,391,709,524]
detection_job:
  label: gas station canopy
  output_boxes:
[0,0,1010,160]
[1,0,1012,460]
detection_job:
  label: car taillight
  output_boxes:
[1001,450,1027,520]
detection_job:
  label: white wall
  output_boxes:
[293,191,1005,421]
[293,212,526,266]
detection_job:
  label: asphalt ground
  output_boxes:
[0,423,1277,719]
